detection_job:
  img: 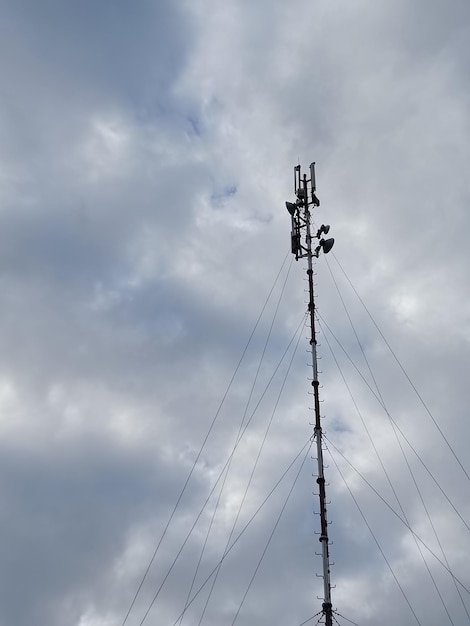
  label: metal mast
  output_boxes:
[285,163,335,626]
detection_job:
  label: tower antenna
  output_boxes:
[285,162,335,626]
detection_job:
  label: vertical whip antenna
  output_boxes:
[285,162,335,626]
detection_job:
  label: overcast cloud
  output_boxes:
[0,1,469,625]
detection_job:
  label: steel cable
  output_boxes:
[137,315,308,625]
[170,438,314,626]
[197,266,301,624]
[325,436,470,594]
[326,442,423,626]
[332,253,470,483]
[120,251,291,626]
[231,435,310,625]
[317,313,470,534]
[323,257,470,620]
[318,315,456,625]
[179,257,294,625]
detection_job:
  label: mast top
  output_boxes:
[286,162,335,262]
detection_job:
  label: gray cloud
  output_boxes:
[0,1,469,625]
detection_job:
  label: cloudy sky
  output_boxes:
[0,1,470,625]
